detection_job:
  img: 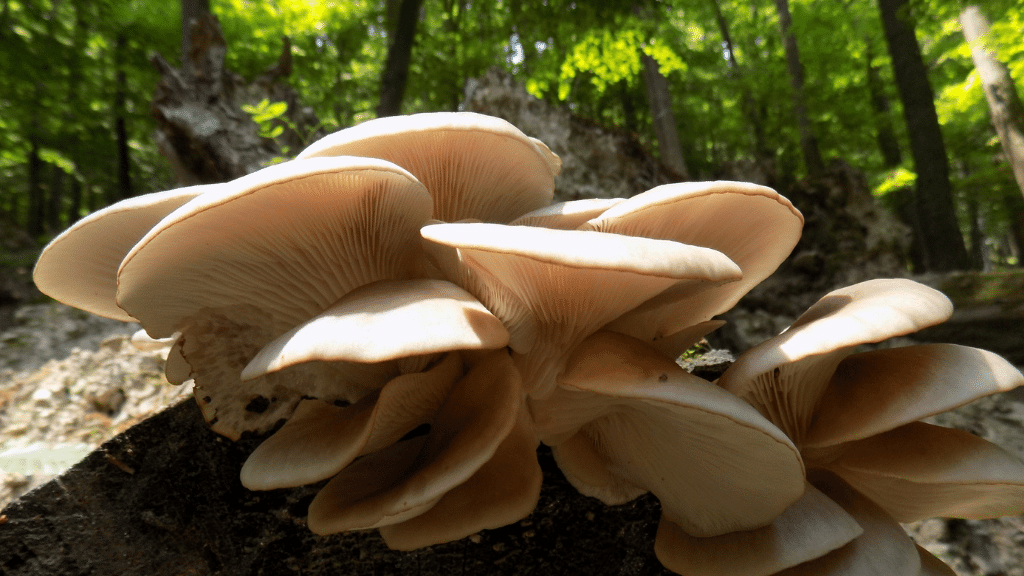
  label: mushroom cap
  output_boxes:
[297,112,559,223]
[717,279,954,444]
[547,331,805,537]
[654,481,863,576]
[241,352,464,490]
[241,278,509,380]
[33,186,209,321]
[829,421,1024,522]
[421,222,741,395]
[581,180,803,341]
[804,344,1024,448]
[117,156,433,338]
[378,409,542,550]
[307,349,522,534]
[776,470,923,576]
[510,197,625,230]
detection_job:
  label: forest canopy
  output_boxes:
[2,0,1023,272]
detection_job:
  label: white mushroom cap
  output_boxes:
[421,222,741,396]
[776,470,924,576]
[116,156,433,338]
[241,352,464,490]
[654,482,862,576]
[307,349,522,535]
[717,279,953,444]
[297,112,560,223]
[33,186,210,321]
[510,197,625,230]
[241,278,509,380]
[804,344,1024,448]
[829,421,1024,522]
[547,330,805,537]
[379,409,542,550]
[581,181,803,342]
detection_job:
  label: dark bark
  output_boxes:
[46,164,63,232]
[865,45,903,168]
[113,33,133,204]
[377,0,422,118]
[960,5,1024,200]
[878,0,969,271]
[0,400,682,576]
[181,0,210,74]
[641,52,690,180]
[774,0,825,176]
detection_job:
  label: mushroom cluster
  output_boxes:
[34,112,1024,575]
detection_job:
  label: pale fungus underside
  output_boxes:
[33,112,1024,576]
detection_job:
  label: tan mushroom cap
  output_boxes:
[33,186,210,321]
[717,279,953,444]
[297,112,560,223]
[421,222,741,395]
[804,344,1024,448]
[510,197,625,230]
[775,471,923,576]
[117,157,433,338]
[654,482,863,576]
[379,409,542,550]
[241,352,464,490]
[582,181,803,342]
[307,349,521,534]
[241,278,509,380]
[550,331,805,537]
[829,421,1024,522]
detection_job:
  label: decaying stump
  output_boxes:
[150,14,324,184]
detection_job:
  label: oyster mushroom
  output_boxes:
[298,111,561,223]
[669,279,1024,575]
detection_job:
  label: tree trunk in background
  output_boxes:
[641,52,690,180]
[711,0,770,166]
[113,32,133,204]
[1005,193,1024,262]
[878,0,969,271]
[774,0,824,176]
[181,0,210,74]
[960,5,1024,200]
[47,164,63,233]
[26,139,44,238]
[377,0,422,118]
[865,45,903,168]
[151,14,324,184]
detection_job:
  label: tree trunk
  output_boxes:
[47,164,63,233]
[711,0,770,164]
[113,32,133,204]
[181,0,210,74]
[151,14,323,184]
[878,0,969,271]
[865,45,903,168]
[641,52,690,180]
[27,139,44,238]
[377,0,422,118]
[774,0,825,176]
[960,5,1024,200]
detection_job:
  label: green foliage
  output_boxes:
[3,0,1024,269]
